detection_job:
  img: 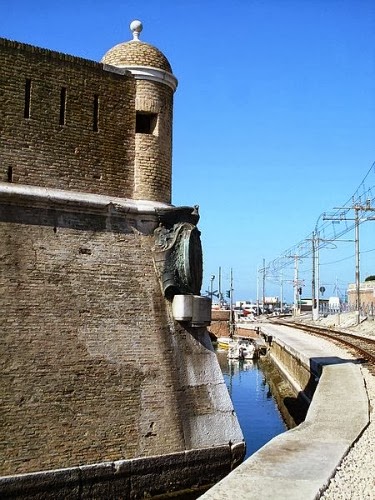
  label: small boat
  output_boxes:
[228,338,257,360]
[217,336,232,349]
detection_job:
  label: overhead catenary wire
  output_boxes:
[268,162,375,277]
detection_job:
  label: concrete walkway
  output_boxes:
[201,323,370,500]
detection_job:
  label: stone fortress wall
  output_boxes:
[0,22,244,497]
[1,200,183,475]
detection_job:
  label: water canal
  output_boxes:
[216,349,295,459]
[171,348,307,498]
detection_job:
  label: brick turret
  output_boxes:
[101,20,178,204]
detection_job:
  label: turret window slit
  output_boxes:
[136,112,157,134]
[24,78,31,118]
[93,94,99,132]
[59,87,67,125]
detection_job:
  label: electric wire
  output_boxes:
[267,162,375,276]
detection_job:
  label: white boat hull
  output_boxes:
[227,339,257,360]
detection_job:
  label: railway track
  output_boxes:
[270,318,375,371]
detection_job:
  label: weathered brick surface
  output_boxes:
[0,37,175,204]
[134,80,173,202]
[0,35,244,490]
[0,206,185,475]
[0,38,137,199]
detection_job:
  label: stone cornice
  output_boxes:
[0,182,173,216]
[112,65,178,92]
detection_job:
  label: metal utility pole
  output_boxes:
[210,274,215,301]
[262,258,266,312]
[279,272,284,312]
[312,228,352,321]
[312,212,326,322]
[229,268,235,337]
[287,254,302,316]
[218,266,222,306]
[294,254,299,316]
[324,200,375,325]
[311,231,321,321]
[354,208,360,322]
[311,232,317,320]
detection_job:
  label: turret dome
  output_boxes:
[101,20,173,74]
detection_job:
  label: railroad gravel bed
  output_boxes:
[295,311,375,339]
[320,364,374,499]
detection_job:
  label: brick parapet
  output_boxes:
[1,38,136,198]
[1,36,174,204]
[0,37,105,69]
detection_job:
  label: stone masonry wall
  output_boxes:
[347,281,375,313]
[0,37,245,489]
[0,204,186,475]
[269,341,316,402]
[0,38,136,198]
[134,80,173,203]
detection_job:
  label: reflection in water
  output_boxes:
[216,349,287,459]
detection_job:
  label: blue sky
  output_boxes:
[1,0,374,302]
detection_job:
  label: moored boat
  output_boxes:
[228,338,257,360]
[217,336,232,349]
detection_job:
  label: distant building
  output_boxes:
[347,280,375,314]
[300,298,329,312]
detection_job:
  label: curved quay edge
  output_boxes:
[201,325,370,500]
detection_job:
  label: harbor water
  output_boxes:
[167,348,302,498]
[216,350,289,459]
